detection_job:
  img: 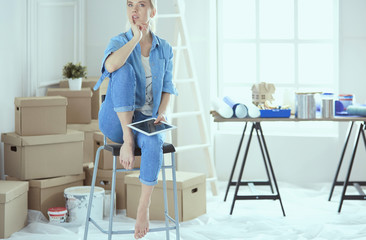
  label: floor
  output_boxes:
[6,181,366,240]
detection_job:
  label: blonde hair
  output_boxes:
[125,0,157,32]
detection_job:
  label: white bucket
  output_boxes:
[64,186,104,224]
[48,207,67,223]
[103,190,116,218]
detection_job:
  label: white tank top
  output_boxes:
[137,55,153,116]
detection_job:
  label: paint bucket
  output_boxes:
[321,93,334,119]
[48,207,67,223]
[295,93,317,119]
[64,186,104,224]
[103,190,116,218]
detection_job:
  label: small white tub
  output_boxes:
[64,186,104,224]
[48,207,67,223]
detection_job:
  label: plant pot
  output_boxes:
[68,78,82,90]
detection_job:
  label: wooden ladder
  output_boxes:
[155,0,218,195]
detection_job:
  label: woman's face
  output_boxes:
[127,0,155,25]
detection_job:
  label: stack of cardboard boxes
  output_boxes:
[55,77,103,166]
[0,95,85,237]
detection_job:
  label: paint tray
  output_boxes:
[260,109,291,118]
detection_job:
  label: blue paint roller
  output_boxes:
[223,96,248,118]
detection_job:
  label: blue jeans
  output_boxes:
[98,64,165,186]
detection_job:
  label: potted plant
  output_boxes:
[62,62,87,90]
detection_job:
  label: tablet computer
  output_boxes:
[127,118,177,136]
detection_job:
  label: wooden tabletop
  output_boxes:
[210,111,366,123]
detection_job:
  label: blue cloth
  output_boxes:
[94,29,178,116]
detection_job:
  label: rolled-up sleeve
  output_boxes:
[162,45,178,96]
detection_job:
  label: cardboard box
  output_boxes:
[60,77,101,120]
[47,88,93,124]
[93,132,141,169]
[68,120,100,164]
[14,96,67,136]
[94,169,139,210]
[125,171,206,222]
[0,181,28,239]
[2,130,84,180]
[27,173,85,219]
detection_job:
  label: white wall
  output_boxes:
[1,0,365,185]
[0,1,27,179]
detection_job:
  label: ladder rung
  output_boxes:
[172,46,187,51]
[206,177,218,182]
[175,144,210,152]
[157,14,181,18]
[175,78,194,84]
[170,111,201,118]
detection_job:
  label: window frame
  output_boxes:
[215,0,340,136]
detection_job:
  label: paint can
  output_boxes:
[103,190,116,218]
[48,207,67,223]
[295,93,317,119]
[64,186,104,224]
[322,93,334,118]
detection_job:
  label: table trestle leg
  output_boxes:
[329,121,354,201]
[229,122,286,216]
[338,123,364,212]
[230,123,255,215]
[254,123,274,194]
[257,123,286,217]
[224,123,248,202]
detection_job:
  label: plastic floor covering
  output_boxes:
[4,181,366,240]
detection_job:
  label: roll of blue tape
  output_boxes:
[347,105,366,116]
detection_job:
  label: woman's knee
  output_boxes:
[112,62,135,81]
[142,135,164,149]
[110,62,136,108]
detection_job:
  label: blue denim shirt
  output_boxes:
[93,29,178,117]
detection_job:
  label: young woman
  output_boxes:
[93,0,177,238]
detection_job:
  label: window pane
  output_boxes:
[271,87,297,108]
[223,0,256,39]
[223,43,256,83]
[298,44,334,84]
[298,0,334,39]
[259,0,294,39]
[221,86,252,103]
[260,44,294,83]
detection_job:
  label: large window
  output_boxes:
[217,0,339,136]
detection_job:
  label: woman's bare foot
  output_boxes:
[134,205,149,239]
[120,141,135,169]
